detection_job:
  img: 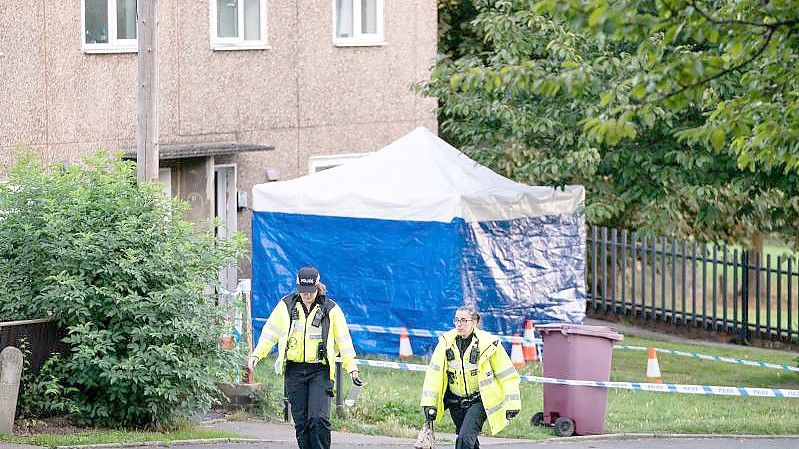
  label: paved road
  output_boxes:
[2,420,797,449]
[5,438,798,449]
[197,420,799,449]
[3,434,799,449]
[170,437,799,449]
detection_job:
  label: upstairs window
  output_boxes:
[210,0,268,50]
[334,0,384,46]
[82,0,138,53]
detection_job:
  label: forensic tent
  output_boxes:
[251,127,586,356]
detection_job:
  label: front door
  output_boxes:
[214,165,237,294]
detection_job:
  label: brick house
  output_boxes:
[0,0,437,281]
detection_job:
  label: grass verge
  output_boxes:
[251,334,799,439]
[0,425,240,447]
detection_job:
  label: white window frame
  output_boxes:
[209,0,269,51]
[308,153,370,174]
[332,0,386,47]
[81,0,138,54]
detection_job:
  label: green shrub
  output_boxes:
[0,152,244,428]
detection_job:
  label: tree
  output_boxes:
[0,153,244,428]
[438,0,482,60]
[423,1,616,193]
[535,0,799,173]
[424,0,799,248]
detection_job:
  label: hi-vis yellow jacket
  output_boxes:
[420,328,521,435]
[252,294,357,380]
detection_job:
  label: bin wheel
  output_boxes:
[554,416,575,437]
[531,412,544,427]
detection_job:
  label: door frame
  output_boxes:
[214,164,238,293]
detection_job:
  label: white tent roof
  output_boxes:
[252,127,584,223]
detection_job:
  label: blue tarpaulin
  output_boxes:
[251,127,585,357]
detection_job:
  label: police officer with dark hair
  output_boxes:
[248,267,360,449]
[420,306,521,449]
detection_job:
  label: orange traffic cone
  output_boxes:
[646,346,662,383]
[511,332,526,369]
[522,320,538,361]
[399,327,413,360]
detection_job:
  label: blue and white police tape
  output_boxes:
[354,358,428,373]
[346,323,797,373]
[350,358,799,399]
[347,323,543,345]
[260,320,797,373]
[518,376,799,398]
[615,345,799,373]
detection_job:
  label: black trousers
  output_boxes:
[449,399,487,449]
[285,362,333,449]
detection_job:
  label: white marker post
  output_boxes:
[0,347,23,435]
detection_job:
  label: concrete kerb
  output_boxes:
[45,433,799,449]
[53,438,268,449]
[527,433,799,444]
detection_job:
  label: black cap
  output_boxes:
[296,267,320,293]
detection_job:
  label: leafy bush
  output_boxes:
[17,353,80,419]
[0,153,243,428]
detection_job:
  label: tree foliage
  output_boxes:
[423,1,618,187]
[426,0,799,247]
[0,153,243,428]
[536,0,799,173]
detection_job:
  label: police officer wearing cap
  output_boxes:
[248,267,360,449]
[420,306,521,449]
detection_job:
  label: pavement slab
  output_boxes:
[4,420,798,449]
[199,419,799,449]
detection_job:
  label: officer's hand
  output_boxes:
[247,356,259,371]
[243,366,254,384]
[423,406,437,422]
[505,409,519,420]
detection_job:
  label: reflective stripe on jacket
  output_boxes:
[420,328,521,435]
[251,296,357,379]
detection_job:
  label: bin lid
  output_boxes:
[537,323,624,341]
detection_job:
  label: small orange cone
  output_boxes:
[399,327,413,360]
[646,346,662,383]
[511,332,526,369]
[522,320,538,361]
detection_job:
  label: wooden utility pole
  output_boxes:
[136,0,159,183]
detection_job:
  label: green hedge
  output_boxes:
[0,153,243,428]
